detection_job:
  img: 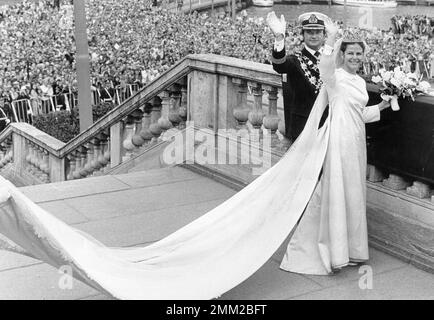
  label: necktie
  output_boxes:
[314,51,320,58]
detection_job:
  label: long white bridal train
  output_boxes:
[0,90,330,300]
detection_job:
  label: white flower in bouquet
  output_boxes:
[371,75,382,83]
[392,66,406,83]
[379,69,392,82]
[403,77,416,88]
[393,66,404,75]
[416,80,431,93]
[390,76,402,88]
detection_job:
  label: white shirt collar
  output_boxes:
[304,45,323,57]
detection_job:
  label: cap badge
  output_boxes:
[308,15,318,24]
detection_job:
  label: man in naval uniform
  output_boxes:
[267,12,329,142]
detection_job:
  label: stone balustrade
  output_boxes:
[366,164,433,203]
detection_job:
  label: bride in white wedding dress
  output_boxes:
[0,19,390,299]
[278,19,392,276]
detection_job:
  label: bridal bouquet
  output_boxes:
[371,67,431,111]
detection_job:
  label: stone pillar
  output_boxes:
[188,70,216,129]
[138,103,154,148]
[149,96,163,143]
[262,85,280,148]
[12,132,27,176]
[406,181,431,199]
[78,146,89,178]
[130,108,146,151]
[277,119,291,151]
[217,75,237,131]
[178,83,188,130]
[72,150,82,180]
[383,174,411,190]
[90,138,102,176]
[97,132,110,174]
[49,152,65,183]
[158,90,174,138]
[122,115,136,162]
[66,153,76,181]
[232,78,249,130]
[367,165,384,183]
[110,121,123,168]
[247,82,265,134]
[40,150,50,183]
[83,141,95,177]
[168,83,182,128]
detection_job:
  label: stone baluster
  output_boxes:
[157,90,174,139]
[33,146,41,177]
[122,115,136,162]
[97,132,110,174]
[247,82,265,135]
[72,150,83,180]
[367,164,384,183]
[90,138,102,176]
[37,148,44,181]
[277,120,291,151]
[138,103,154,148]
[83,141,97,177]
[24,142,32,173]
[178,83,188,130]
[232,78,250,130]
[32,145,42,177]
[33,145,41,175]
[24,142,33,173]
[104,139,111,173]
[34,147,44,180]
[78,146,89,179]
[30,145,39,178]
[262,85,280,148]
[406,181,431,199]
[149,96,163,143]
[27,144,36,175]
[40,150,50,183]
[104,131,112,173]
[168,83,182,128]
[382,174,411,190]
[66,153,76,180]
[130,109,146,152]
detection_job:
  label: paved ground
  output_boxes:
[0,166,433,300]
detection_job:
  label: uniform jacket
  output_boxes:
[271,46,325,141]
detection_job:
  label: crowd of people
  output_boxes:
[391,14,433,37]
[0,0,433,122]
[0,0,76,118]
